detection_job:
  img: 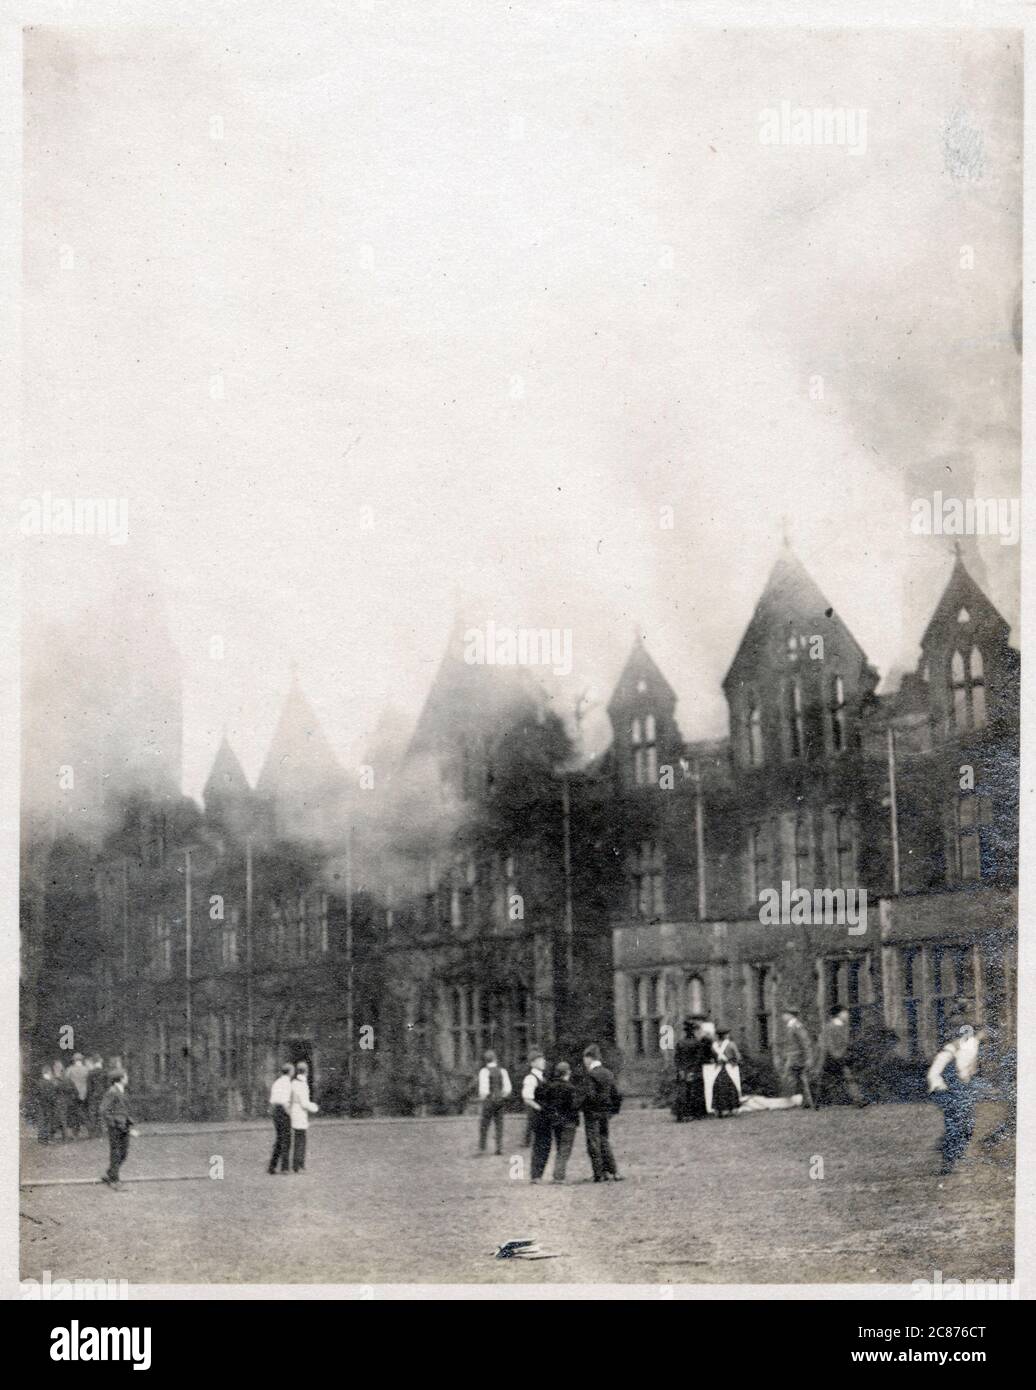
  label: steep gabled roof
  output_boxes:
[722,545,868,690]
[202,735,251,809]
[606,633,677,714]
[920,550,1011,651]
[406,614,545,763]
[256,675,347,801]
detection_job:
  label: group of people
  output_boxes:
[673,1020,744,1120]
[34,1054,113,1143]
[673,1006,868,1121]
[267,1062,319,1174]
[477,1044,624,1183]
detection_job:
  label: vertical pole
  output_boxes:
[121,859,130,1064]
[887,726,901,896]
[184,846,193,1118]
[693,762,707,921]
[345,825,354,1104]
[561,773,574,983]
[245,836,255,1118]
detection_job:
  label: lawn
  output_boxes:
[19,1101,1014,1287]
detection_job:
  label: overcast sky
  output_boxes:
[21,12,1021,799]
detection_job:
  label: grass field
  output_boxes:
[19,1101,1014,1287]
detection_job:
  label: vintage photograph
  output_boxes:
[16,7,1022,1297]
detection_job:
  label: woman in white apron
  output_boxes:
[711,1030,743,1116]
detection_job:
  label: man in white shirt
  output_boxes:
[289,1062,319,1173]
[267,1063,295,1175]
[927,1020,981,1175]
[521,1051,547,1156]
[476,1050,512,1155]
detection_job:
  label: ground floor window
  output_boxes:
[631,973,664,1056]
[746,963,774,1055]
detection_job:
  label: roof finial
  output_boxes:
[780,514,792,549]
[953,537,964,561]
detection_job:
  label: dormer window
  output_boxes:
[950,646,986,732]
[957,607,971,624]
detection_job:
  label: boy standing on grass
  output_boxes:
[476,1050,512,1156]
[99,1071,137,1189]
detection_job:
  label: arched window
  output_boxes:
[949,647,986,732]
[787,678,804,759]
[969,646,986,728]
[830,674,846,752]
[685,974,705,1017]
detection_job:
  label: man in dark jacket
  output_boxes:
[534,1061,581,1183]
[99,1071,136,1188]
[579,1044,623,1183]
[86,1056,108,1138]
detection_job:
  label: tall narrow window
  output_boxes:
[969,647,986,728]
[901,947,922,1057]
[793,813,813,889]
[830,674,846,752]
[631,715,657,785]
[632,974,663,1055]
[748,823,770,900]
[644,714,658,784]
[630,841,664,918]
[685,974,705,1017]
[746,693,764,766]
[787,679,804,759]
[754,965,772,1052]
[950,651,968,731]
[832,811,855,888]
[631,717,644,785]
[957,794,990,881]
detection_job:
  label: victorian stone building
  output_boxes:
[22,544,1019,1115]
[608,545,1019,1095]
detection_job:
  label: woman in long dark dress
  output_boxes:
[711,1030,743,1116]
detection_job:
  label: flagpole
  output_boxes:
[345,825,354,1104]
[184,845,195,1117]
[245,835,255,1117]
[693,761,707,920]
[886,727,901,896]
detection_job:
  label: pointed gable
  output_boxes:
[722,546,869,693]
[607,633,678,718]
[257,677,349,842]
[607,632,682,788]
[917,551,1016,736]
[406,614,544,763]
[203,736,251,811]
[920,550,1010,653]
